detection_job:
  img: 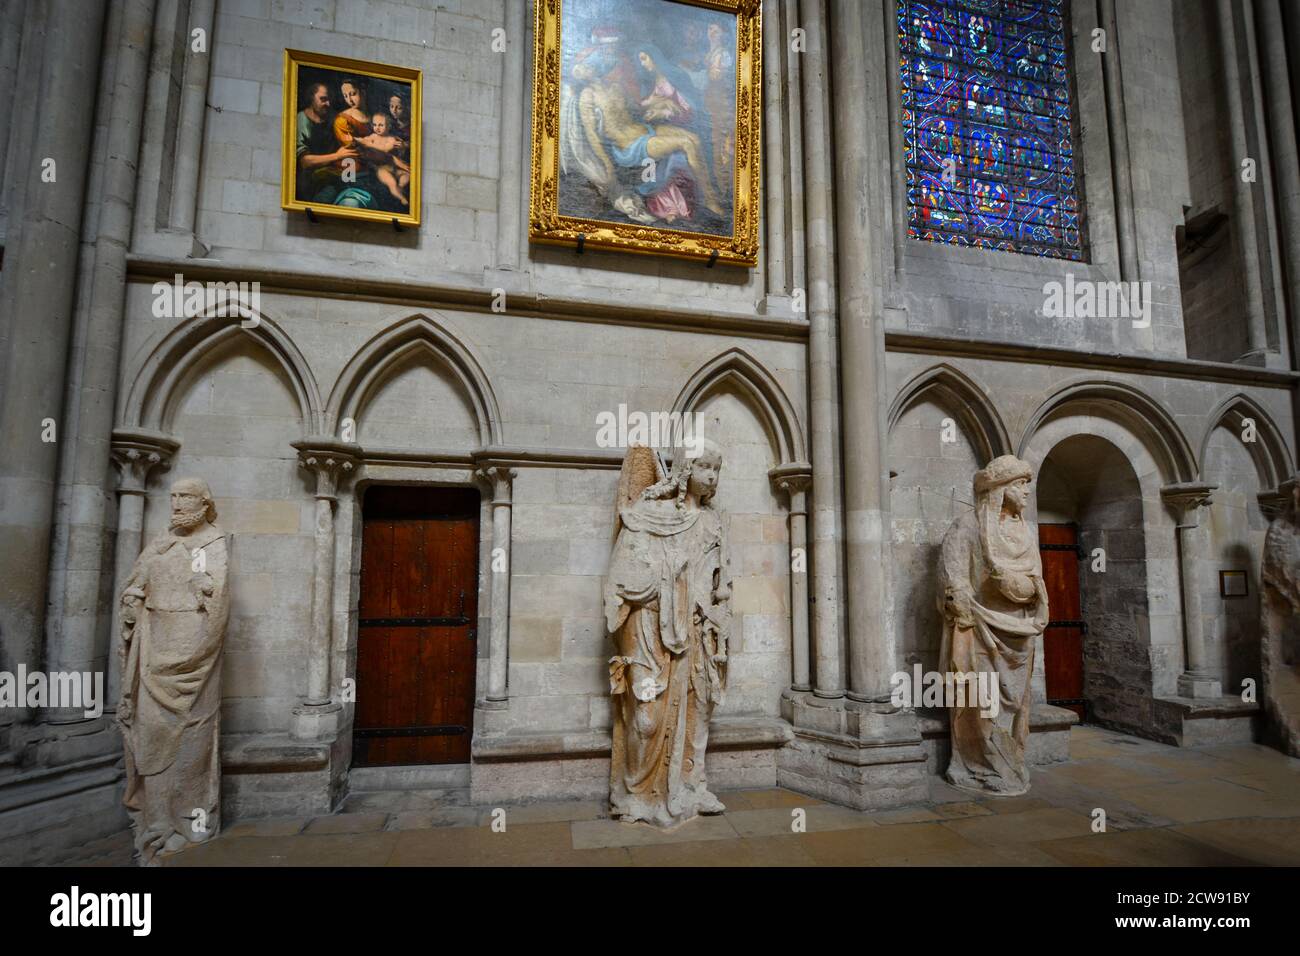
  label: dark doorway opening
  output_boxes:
[353,485,479,766]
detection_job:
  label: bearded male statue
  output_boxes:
[119,477,230,865]
[1262,474,1300,756]
[938,455,1049,796]
[604,441,731,828]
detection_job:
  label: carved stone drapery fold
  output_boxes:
[107,428,181,709]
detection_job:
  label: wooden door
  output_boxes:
[1039,523,1086,720]
[353,486,479,766]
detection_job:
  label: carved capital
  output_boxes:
[292,438,360,500]
[476,463,518,505]
[110,428,180,495]
[1161,482,1217,526]
[768,463,813,511]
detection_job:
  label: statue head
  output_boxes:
[685,440,723,502]
[645,439,723,508]
[975,455,1033,516]
[170,477,216,532]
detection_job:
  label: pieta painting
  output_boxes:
[530,0,761,266]
[281,50,421,226]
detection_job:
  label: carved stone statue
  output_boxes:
[118,477,230,865]
[1262,474,1300,757]
[938,455,1048,796]
[604,441,731,827]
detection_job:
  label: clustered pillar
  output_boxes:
[291,439,358,740]
[1162,483,1222,699]
[477,464,517,705]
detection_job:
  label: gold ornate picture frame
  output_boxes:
[281,49,422,227]
[530,0,761,266]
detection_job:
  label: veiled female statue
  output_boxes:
[1262,474,1300,756]
[119,477,229,864]
[604,441,731,827]
[938,455,1048,796]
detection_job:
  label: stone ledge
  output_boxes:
[221,734,331,774]
[916,703,1081,737]
[126,253,810,341]
[1153,695,1261,719]
[0,756,122,815]
[1153,695,1260,747]
[471,716,795,763]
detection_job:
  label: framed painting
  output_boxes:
[281,50,422,227]
[530,0,761,266]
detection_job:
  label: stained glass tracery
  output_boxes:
[899,0,1084,260]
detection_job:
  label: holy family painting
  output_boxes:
[281,50,422,226]
[530,0,762,266]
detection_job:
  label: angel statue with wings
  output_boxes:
[603,441,731,828]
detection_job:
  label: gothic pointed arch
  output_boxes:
[1197,393,1296,491]
[1017,379,1198,484]
[326,313,503,447]
[121,307,323,434]
[670,348,808,466]
[888,363,1012,465]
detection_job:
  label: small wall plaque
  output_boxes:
[1219,570,1248,598]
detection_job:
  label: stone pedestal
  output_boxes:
[777,691,929,810]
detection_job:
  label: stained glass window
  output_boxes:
[898,0,1084,260]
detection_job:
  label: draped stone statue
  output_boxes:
[119,477,229,865]
[1262,474,1300,757]
[604,441,731,827]
[938,455,1048,796]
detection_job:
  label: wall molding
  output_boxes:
[886,331,1300,388]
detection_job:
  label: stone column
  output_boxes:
[291,440,358,740]
[1257,0,1300,444]
[1217,0,1273,362]
[169,0,215,237]
[493,0,526,272]
[1162,483,1222,699]
[799,0,845,698]
[762,0,787,298]
[772,467,812,691]
[831,0,893,702]
[476,464,517,704]
[1098,0,1140,283]
[0,0,107,698]
[46,0,156,685]
[106,429,179,711]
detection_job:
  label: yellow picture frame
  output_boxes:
[529,0,762,266]
[281,49,422,227]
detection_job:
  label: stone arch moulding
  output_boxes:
[1196,393,1296,492]
[670,348,808,467]
[1016,379,1198,485]
[120,307,324,434]
[888,362,1013,465]
[325,313,504,448]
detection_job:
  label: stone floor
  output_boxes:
[60,726,1300,866]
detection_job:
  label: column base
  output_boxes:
[290,700,341,741]
[776,690,929,810]
[1177,672,1223,700]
